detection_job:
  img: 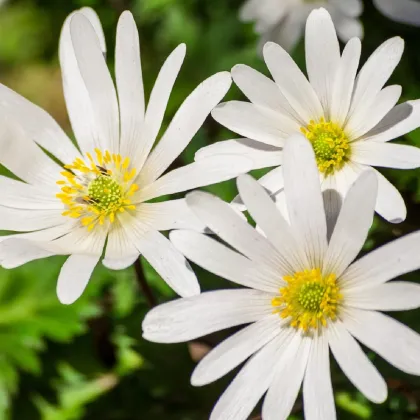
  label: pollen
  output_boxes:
[56,149,139,231]
[301,118,350,176]
[272,268,342,332]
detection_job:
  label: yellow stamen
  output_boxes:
[56,149,139,231]
[301,118,350,176]
[272,268,342,332]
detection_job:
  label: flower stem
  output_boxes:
[134,259,157,308]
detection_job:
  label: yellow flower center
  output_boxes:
[301,118,350,176]
[56,149,139,231]
[272,268,342,332]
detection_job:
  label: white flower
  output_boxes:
[373,0,420,27]
[0,9,251,304]
[240,0,363,51]
[198,7,420,225]
[143,135,420,420]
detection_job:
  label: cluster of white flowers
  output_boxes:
[241,0,420,53]
[1,5,420,420]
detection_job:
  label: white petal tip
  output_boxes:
[186,190,213,208]
[388,216,406,224]
[371,391,388,404]
[211,101,229,113]
[120,10,134,19]
[263,41,278,54]
[212,71,232,87]
[57,291,79,305]
[176,43,187,56]
[237,173,257,189]
[79,6,96,14]
[177,283,201,298]
[169,229,188,243]
[190,373,207,388]
[194,148,205,161]
[231,63,246,75]
[310,7,330,15]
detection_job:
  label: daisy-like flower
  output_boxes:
[143,135,420,420]
[198,8,420,224]
[373,0,420,27]
[0,9,251,304]
[240,0,363,51]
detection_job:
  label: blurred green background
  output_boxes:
[0,0,420,419]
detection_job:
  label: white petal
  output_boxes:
[231,166,285,211]
[137,155,251,201]
[0,83,80,164]
[0,120,62,187]
[60,7,105,153]
[212,101,294,147]
[237,174,309,272]
[283,135,328,268]
[191,314,282,386]
[258,165,285,194]
[330,0,363,17]
[231,64,301,121]
[46,224,107,255]
[361,100,419,143]
[135,44,186,170]
[267,10,305,52]
[347,85,402,139]
[348,37,404,123]
[305,8,340,112]
[79,7,106,53]
[328,321,387,403]
[103,220,139,269]
[0,206,66,232]
[186,191,282,269]
[323,171,377,277]
[116,11,145,158]
[272,188,290,222]
[0,220,75,243]
[142,289,273,343]
[0,176,62,209]
[342,309,420,375]
[210,332,292,420]
[344,281,420,311]
[70,13,119,152]
[239,0,264,21]
[136,200,206,232]
[374,168,406,223]
[244,0,288,31]
[330,37,361,126]
[170,229,279,293]
[352,141,420,169]
[57,254,99,304]
[373,0,420,26]
[322,161,363,198]
[321,176,341,239]
[341,230,420,290]
[123,219,199,297]
[263,42,323,123]
[59,12,98,154]
[334,16,364,42]
[139,72,232,185]
[0,238,55,269]
[262,334,312,420]
[303,332,336,420]
[194,138,282,171]
[102,254,139,270]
